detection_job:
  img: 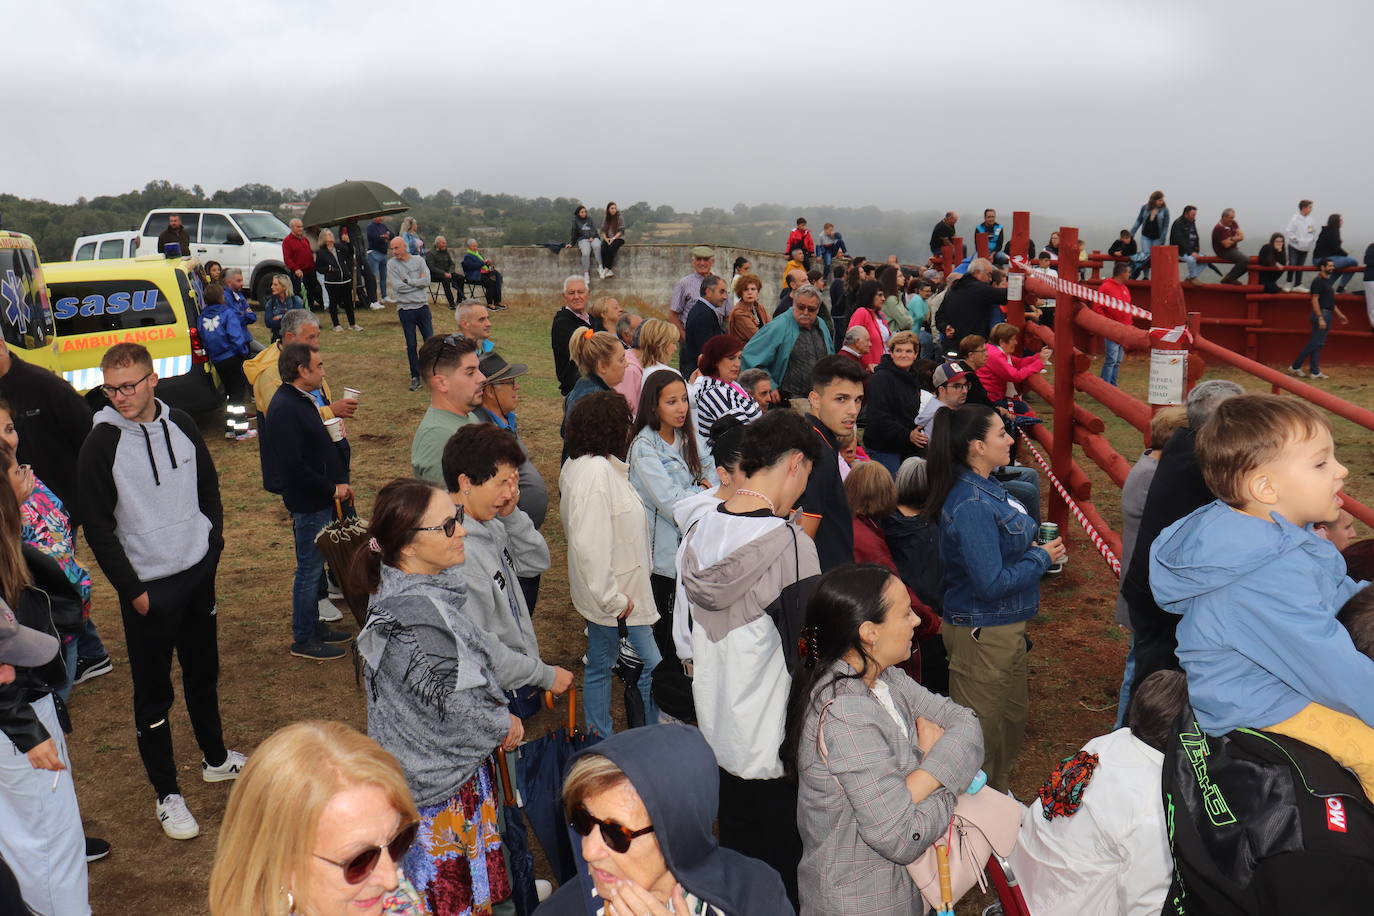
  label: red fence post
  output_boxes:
[1050,226,1079,532]
[1145,244,1192,420]
[1005,212,1032,328]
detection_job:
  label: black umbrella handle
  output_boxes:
[617,617,629,639]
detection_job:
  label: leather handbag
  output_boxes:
[816,698,1021,911]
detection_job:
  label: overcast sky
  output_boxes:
[13,0,1374,246]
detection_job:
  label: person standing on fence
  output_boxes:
[924,404,1066,792]
[1284,200,1318,291]
[1212,208,1248,285]
[1128,191,1169,280]
[1095,262,1134,386]
[388,236,434,392]
[1169,205,1206,286]
[1289,259,1348,380]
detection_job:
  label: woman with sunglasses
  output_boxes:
[210,720,424,916]
[781,564,982,916]
[353,478,516,914]
[541,723,793,915]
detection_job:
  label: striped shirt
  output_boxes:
[693,376,762,442]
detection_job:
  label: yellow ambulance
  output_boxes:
[0,231,60,370]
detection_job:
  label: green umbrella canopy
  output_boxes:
[302,180,409,228]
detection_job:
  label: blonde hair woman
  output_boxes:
[563,330,630,435]
[314,229,360,331]
[635,318,680,387]
[399,217,424,256]
[209,720,423,916]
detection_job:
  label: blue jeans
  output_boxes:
[290,508,332,645]
[584,621,661,738]
[1101,339,1124,386]
[866,449,903,477]
[1326,255,1358,290]
[398,305,434,379]
[1291,310,1333,374]
[917,328,936,360]
[996,465,1041,523]
[1181,254,1204,279]
[1115,635,1137,729]
[367,249,388,298]
[56,618,109,701]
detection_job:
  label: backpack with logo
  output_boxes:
[1162,708,1374,915]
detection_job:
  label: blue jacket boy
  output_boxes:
[1151,499,1373,736]
[199,301,257,362]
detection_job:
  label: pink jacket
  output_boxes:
[977,345,1043,401]
[614,349,643,407]
[846,307,886,369]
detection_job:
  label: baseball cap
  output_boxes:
[479,352,528,384]
[932,362,969,389]
[690,246,715,258]
[0,598,58,667]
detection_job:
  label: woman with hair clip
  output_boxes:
[563,329,629,436]
[0,441,90,915]
[209,720,424,916]
[599,202,626,276]
[629,370,717,674]
[352,478,515,915]
[783,564,982,916]
[924,404,1066,792]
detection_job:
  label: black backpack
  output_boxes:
[1162,709,1374,915]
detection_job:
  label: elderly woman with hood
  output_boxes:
[353,478,518,915]
[540,723,795,915]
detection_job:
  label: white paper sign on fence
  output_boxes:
[1006,273,1025,301]
[1148,349,1187,405]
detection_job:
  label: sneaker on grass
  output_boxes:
[317,627,352,645]
[318,597,343,622]
[85,837,111,862]
[202,749,247,783]
[291,640,346,661]
[157,794,199,840]
[73,654,113,685]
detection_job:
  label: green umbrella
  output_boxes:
[302,180,409,228]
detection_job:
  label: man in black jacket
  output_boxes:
[929,211,959,257]
[426,236,460,308]
[1169,204,1206,286]
[156,213,191,255]
[682,274,728,375]
[264,344,353,662]
[551,275,593,396]
[1122,379,1244,709]
[78,343,244,841]
[938,259,1012,345]
[0,338,93,525]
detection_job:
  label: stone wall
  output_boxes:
[492,243,790,316]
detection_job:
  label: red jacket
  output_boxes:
[785,227,815,255]
[1094,278,1136,326]
[845,307,886,369]
[282,233,315,273]
[852,517,941,640]
[976,345,1043,401]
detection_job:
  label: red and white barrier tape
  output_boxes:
[1016,429,1122,577]
[1009,257,1153,322]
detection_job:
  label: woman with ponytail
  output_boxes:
[923,404,1066,793]
[783,564,982,916]
[352,478,515,915]
[562,329,628,435]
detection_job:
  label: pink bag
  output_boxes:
[816,700,1021,911]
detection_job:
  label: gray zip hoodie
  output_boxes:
[78,400,221,600]
[357,563,509,805]
[460,509,554,692]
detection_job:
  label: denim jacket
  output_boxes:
[938,468,1049,626]
[628,426,717,577]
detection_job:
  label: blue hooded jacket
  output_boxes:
[538,724,794,915]
[199,300,256,362]
[1150,499,1373,736]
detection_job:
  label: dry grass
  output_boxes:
[72,304,1373,915]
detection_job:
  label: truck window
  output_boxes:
[142,212,201,239]
[98,239,125,259]
[75,242,97,260]
[50,279,177,336]
[0,242,55,349]
[200,214,244,246]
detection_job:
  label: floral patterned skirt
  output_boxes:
[403,757,511,916]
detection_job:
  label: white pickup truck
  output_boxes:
[135,208,289,302]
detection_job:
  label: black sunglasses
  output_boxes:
[314,821,419,884]
[413,505,465,538]
[570,805,654,854]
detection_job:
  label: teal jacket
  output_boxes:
[741,308,834,385]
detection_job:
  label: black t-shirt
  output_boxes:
[799,416,854,572]
[1312,275,1336,312]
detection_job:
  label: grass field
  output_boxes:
[69,298,1372,915]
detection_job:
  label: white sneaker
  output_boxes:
[327,581,344,600]
[350,324,364,331]
[583,272,590,284]
[318,598,343,622]
[368,301,383,310]
[1311,371,1330,379]
[202,749,247,783]
[596,267,606,279]
[157,794,200,840]
[1287,366,1306,378]
[333,325,344,333]
[604,269,614,278]
[1292,285,1309,293]
[536,880,553,902]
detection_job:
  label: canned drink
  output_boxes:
[1037,522,1059,544]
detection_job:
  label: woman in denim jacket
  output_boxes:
[924,404,1067,791]
[628,370,717,666]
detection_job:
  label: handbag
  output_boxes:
[815,697,1020,911]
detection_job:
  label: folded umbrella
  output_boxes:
[514,686,600,884]
[495,749,538,916]
[313,499,369,628]
[612,619,646,729]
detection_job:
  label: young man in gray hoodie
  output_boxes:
[78,343,244,841]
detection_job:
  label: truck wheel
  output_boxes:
[253,273,275,305]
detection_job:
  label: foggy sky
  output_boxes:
[13,0,1374,247]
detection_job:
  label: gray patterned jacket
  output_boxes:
[795,662,983,915]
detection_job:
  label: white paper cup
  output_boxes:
[323,418,344,442]
[343,387,361,401]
